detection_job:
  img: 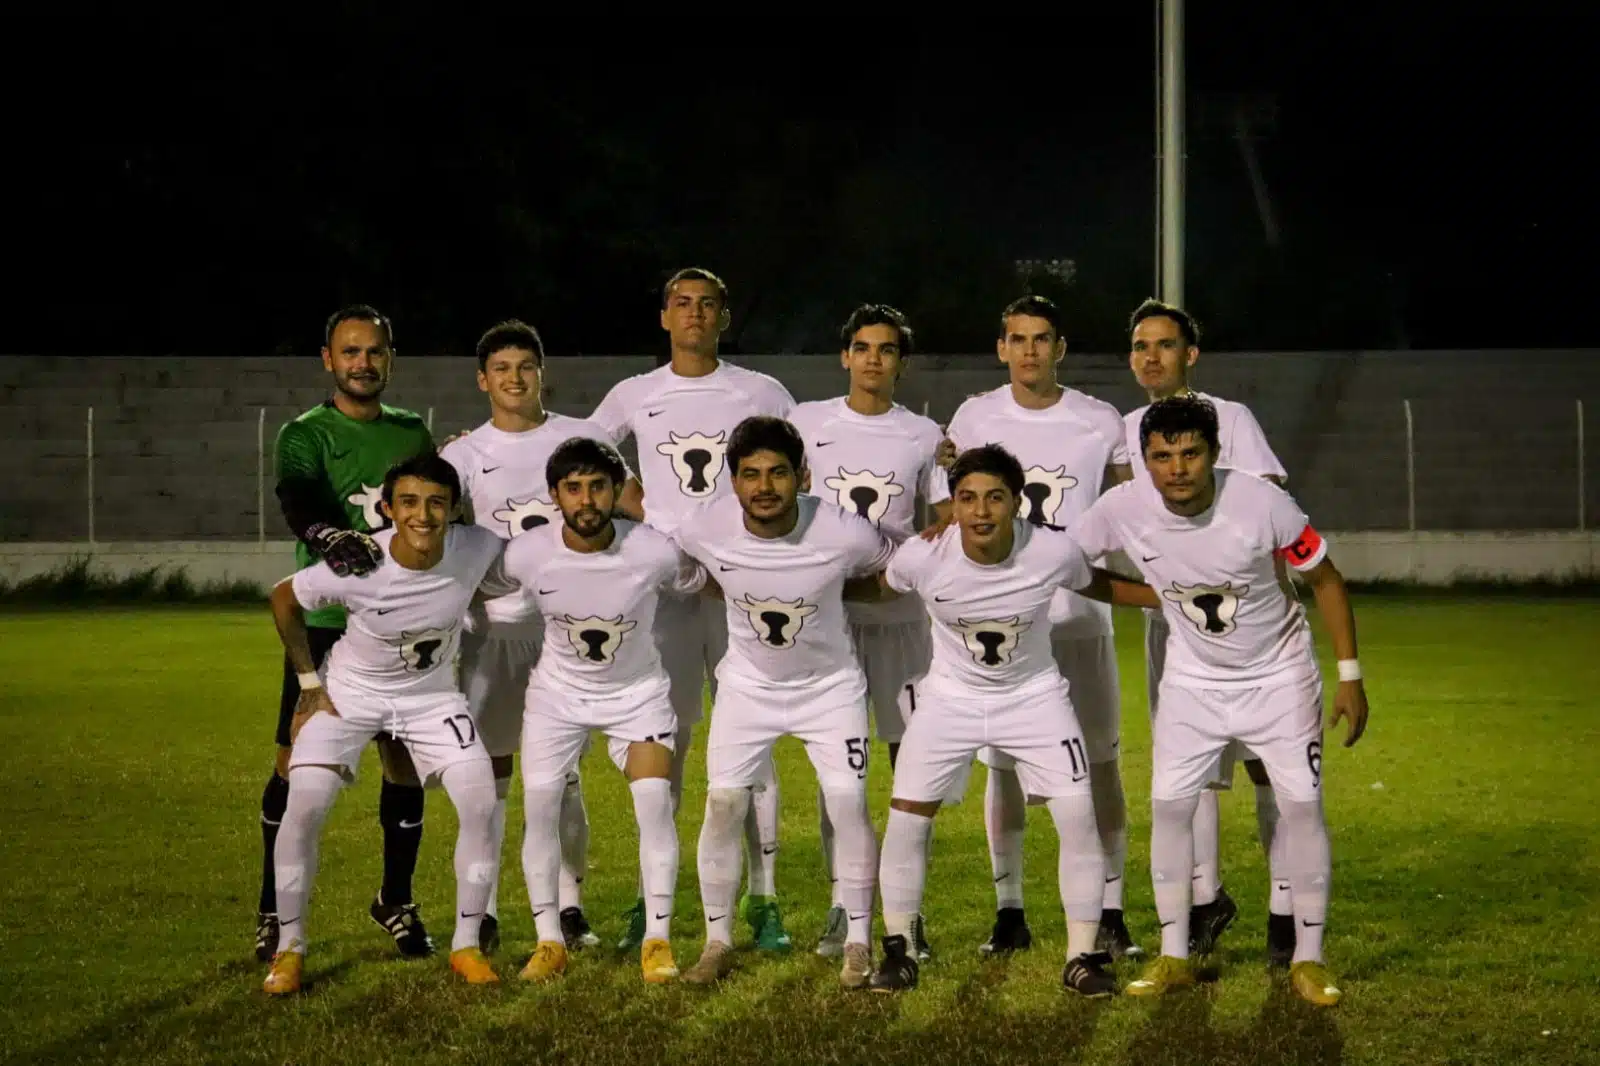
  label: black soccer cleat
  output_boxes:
[1267,912,1296,969]
[1095,908,1144,961]
[560,906,601,950]
[1190,887,1239,956]
[370,896,436,958]
[910,912,933,962]
[1063,951,1118,998]
[479,913,501,956]
[255,912,280,963]
[868,934,920,993]
[979,906,1032,955]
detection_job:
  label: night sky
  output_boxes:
[4,12,1587,356]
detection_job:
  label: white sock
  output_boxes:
[879,807,932,941]
[440,760,499,953]
[818,786,842,908]
[1257,784,1292,915]
[1090,759,1128,911]
[557,770,588,912]
[1278,795,1331,963]
[1047,793,1105,959]
[521,780,566,944]
[985,767,1026,910]
[698,788,748,946]
[1151,795,1200,959]
[821,786,877,946]
[744,756,779,898]
[275,765,344,952]
[630,777,678,943]
[1191,789,1221,906]
[487,774,511,919]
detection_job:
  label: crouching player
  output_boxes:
[262,454,509,994]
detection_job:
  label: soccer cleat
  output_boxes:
[910,913,933,962]
[978,906,1032,955]
[255,912,280,963]
[1190,887,1238,955]
[815,905,848,957]
[1063,951,1118,998]
[478,914,501,956]
[1290,960,1343,1007]
[743,896,793,953]
[262,949,304,996]
[682,939,736,985]
[1125,955,1196,997]
[641,938,679,984]
[370,896,435,958]
[560,906,601,951]
[840,942,873,990]
[1095,908,1143,961]
[518,940,568,983]
[450,947,500,985]
[868,934,919,993]
[617,899,647,952]
[1266,913,1296,969]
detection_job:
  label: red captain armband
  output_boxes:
[1276,525,1327,572]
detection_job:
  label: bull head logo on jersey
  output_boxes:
[1163,581,1249,636]
[951,617,1030,666]
[397,628,453,672]
[732,594,818,649]
[491,495,562,537]
[822,469,904,524]
[656,430,728,497]
[557,615,637,665]
[1020,466,1079,526]
[348,483,386,531]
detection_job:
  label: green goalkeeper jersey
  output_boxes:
[275,401,434,629]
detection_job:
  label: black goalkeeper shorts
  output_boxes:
[275,625,347,747]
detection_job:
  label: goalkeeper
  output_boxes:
[255,305,437,966]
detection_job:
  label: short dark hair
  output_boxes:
[662,267,729,309]
[325,304,394,349]
[476,319,546,370]
[1129,298,1200,348]
[998,294,1064,340]
[381,451,460,507]
[947,443,1026,499]
[546,436,627,492]
[1139,395,1221,457]
[727,416,805,476]
[839,303,915,356]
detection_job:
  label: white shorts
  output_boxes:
[655,593,727,728]
[520,679,677,787]
[1152,674,1325,804]
[1145,610,1248,790]
[291,683,489,784]
[706,673,869,792]
[460,626,542,758]
[979,633,1120,770]
[894,677,1093,803]
[852,619,933,744]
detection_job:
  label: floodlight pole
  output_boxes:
[1156,0,1185,306]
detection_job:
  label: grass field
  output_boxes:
[2,598,1598,1066]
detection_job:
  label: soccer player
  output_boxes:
[488,437,698,984]
[257,305,436,963]
[788,303,949,960]
[262,454,508,995]
[1072,395,1368,1007]
[1125,298,1292,961]
[943,295,1138,958]
[590,268,797,952]
[673,416,893,989]
[440,319,643,954]
[865,444,1158,995]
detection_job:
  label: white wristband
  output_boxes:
[1336,659,1362,683]
[297,671,323,691]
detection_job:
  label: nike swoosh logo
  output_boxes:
[482,466,501,474]
[1301,920,1324,928]
[538,588,558,595]
[1105,875,1121,883]
[331,450,352,461]
[1142,554,1161,562]
[934,595,953,602]
[815,440,834,447]
[397,818,423,829]
[761,845,778,856]
[1071,772,1088,783]
[993,874,1007,883]
[376,607,399,614]
[646,409,664,418]
[708,913,726,922]
[1159,920,1175,928]
[654,913,671,920]
[460,911,484,920]
[849,914,869,922]
[719,565,736,572]
[533,909,546,919]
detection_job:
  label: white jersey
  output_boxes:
[675,493,894,692]
[946,384,1128,638]
[290,525,506,698]
[788,396,948,625]
[495,519,706,699]
[884,521,1095,700]
[1123,391,1286,482]
[1071,469,1327,690]
[590,360,794,537]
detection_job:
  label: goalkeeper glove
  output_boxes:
[305,523,384,577]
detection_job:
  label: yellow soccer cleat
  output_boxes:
[1290,960,1343,1007]
[450,947,500,985]
[641,938,679,984]
[263,950,304,996]
[519,940,568,983]
[1125,955,1196,998]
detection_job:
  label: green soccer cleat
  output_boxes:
[740,894,793,953]
[616,898,647,953]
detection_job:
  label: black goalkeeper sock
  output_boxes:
[260,773,290,913]
[379,778,425,906]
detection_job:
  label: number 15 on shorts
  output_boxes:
[845,737,869,779]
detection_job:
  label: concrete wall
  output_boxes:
[2,350,1596,540]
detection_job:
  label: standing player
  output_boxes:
[944,295,1138,958]
[673,417,894,989]
[788,304,949,960]
[257,305,436,963]
[1072,395,1368,1006]
[590,268,797,953]
[1125,299,1291,961]
[262,454,507,994]
[440,319,643,954]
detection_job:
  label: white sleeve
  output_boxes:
[839,509,896,576]
[1223,407,1287,480]
[945,401,975,451]
[589,379,634,445]
[1103,407,1131,467]
[477,539,519,598]
[920,425,950,505]
[439,438,475,498]
[1066,491,1123,560]
[766,376,797,418]
[1265,483,1327,572]
[290,563,343,612]
[883,537,929,594]
[670,516,710,570]
[1053,532,1096,592]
